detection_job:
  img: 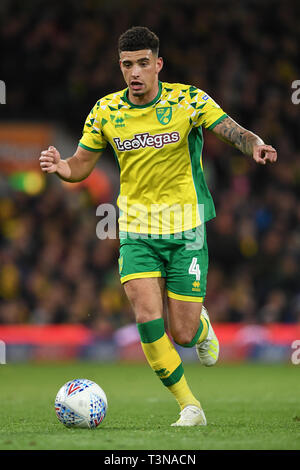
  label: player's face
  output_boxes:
[119,49,163,104]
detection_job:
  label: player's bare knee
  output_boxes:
[124,278,164,323]
[125,293,163,324]
[135,310,162,324]
[171,328,195,346]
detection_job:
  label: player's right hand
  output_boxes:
[39,146,61,173]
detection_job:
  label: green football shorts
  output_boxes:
[119,225,208,302]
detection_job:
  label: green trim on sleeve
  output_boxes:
[78,142,105,152]
[206,113,228,130]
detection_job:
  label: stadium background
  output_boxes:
[0,0,299,364]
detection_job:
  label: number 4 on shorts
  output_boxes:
[189,257,201,281]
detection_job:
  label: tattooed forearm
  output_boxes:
[212,117,264,156]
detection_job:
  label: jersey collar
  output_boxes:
[122,81,162,108]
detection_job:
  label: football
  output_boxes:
[54,378,108,429]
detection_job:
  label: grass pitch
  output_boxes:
[0,361,299,450]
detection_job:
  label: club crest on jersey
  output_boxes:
[156,107,172,125]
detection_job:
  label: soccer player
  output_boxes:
[40,26,277,426]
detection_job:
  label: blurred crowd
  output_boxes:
[0,183,135,335]
[0,0,300,328]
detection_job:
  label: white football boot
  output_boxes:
[171,405,207,427]
[196,306,219,366]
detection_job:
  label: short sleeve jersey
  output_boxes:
[79,81,227,235]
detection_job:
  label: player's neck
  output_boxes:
[128,82,160,106]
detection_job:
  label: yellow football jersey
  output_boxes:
[79,81,227,234]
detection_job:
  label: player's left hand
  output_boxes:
[253,144,277,165]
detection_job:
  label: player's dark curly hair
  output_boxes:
[118,26,159,55]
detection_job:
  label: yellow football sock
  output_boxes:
[137,318,201,410]
[168,375,201,410]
